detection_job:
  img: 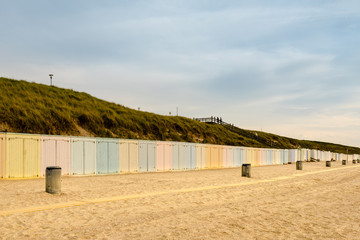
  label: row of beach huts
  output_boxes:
[0,132,358,179]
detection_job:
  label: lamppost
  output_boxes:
[49,74,53,86]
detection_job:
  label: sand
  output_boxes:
[1,161,360,240]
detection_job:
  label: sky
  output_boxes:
[1,0,360,147]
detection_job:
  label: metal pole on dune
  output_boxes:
[49,74,53,86]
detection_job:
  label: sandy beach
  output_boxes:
[1,161,360,240]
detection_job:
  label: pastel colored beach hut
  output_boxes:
[96,138,119,175]
[3,133,41,178]
[41,135,71,176]
[71,137,97,175]
[119,139,139,173]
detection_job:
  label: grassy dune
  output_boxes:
[0,77,359,154]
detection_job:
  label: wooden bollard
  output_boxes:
[296,161,302,170]
[46,166,61,194]
[326,161,331,167]
[357,159,360,163]
[342,160,347,165]
[353,160,356,164]
[242,164,251,178]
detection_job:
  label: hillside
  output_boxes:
[0,77,359,154]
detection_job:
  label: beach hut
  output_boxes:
[238,147,245,166]
[4,133,41,178]
[185,143,197,170]
[41,135,71,176]
[266,149,271,165]
[96,138,119,175]
[172,142,186,170]
[196,144,207,169]
[71,137,96,175]
[156,141,172,171]
[223,146,232,168]
[279,149,284,164]
[253,148,260,167]
[230,147,241,167]
[228,146,235,168]
[273,149,282,165]
[206,145,223,169]
[241,147,248,164]
[119,139,139,173]
[310,149,317,161]
[138,140,156,172]
[284,149,289,163]
[289,149,298,163]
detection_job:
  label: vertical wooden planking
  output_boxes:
[178,143,186,170]
[185,144,191,170]
[147,141,156,172]
[119,140,139,173]
[248,148,253,166]
[156,142,165,171]
[239,148,244,166]
[138,141,156,172]
[223,146,230,168]
[242,148,247,164]
[5,134,41,178]
[235,147,242,167]
[210,146,219,168]
[156,141,172,171]
[41,137,56,175]
[0,134,5,178]
[56,137,71,175]
[7,137,23,178]
[196,144,206,169]
[164,142,172,171]
[271,149,275,165]
[138,141,148,172]
[171,142,180,170]
[258,149,263,166]
[96,140,108,174]
[71,139,84,175]
[230,147,236,167]
[84,140,96,174]
[190,143,197,170]
[71,137,96,175]
[107,140,119,174]
[229,147,236,167]
[41,136,71,176]
[218,146,223,169]
[248,148,254,166]
[255,149,260,167]
[96,138,119,174]
[184,143,196,170]
[276,149,281,164]
[205,145,211,169]
[23,137,41,177]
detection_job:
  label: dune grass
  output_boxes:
[0,77,359,154]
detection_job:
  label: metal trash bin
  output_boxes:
[296,161,303,170]
[242,164,251,178]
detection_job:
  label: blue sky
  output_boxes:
[1,1,360,147]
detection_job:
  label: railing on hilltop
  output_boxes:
[193,116,234,128]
